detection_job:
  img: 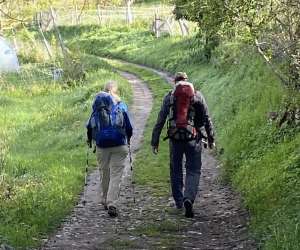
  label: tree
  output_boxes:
[174,0,300,91]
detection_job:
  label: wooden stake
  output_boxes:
[37,21,53,59]
[97,4,102,25]
[155,10,159,38]
[50,6,67,58]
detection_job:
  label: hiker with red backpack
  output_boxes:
[86,81,132,217]
[151,72,215,218]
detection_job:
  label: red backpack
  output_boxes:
[166,81,197,141]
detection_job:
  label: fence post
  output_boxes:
[71,10,74,25]
[178,19,188,36]
[75,4,79,25]
[126,0,133,25]
[182,19,189,35]
[37,21,53,59]
[155,10,159,38]
[11,28,18,52]
[97,4,102,25]
[50,6,67,58]
[166,16,173,36]
[0,9,2,30]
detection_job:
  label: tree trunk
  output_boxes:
[50,6,67,58]
[125,0,133,24]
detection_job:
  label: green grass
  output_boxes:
[0,56,132,248]
[61,25,300,249]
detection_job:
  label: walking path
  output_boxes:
[42,61,257,250]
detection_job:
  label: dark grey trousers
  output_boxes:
[169,140,202,208]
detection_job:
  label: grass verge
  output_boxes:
[0,56,132,249]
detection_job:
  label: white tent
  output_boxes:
[0,36,20,73]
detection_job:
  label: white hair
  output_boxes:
[104,80,118,92]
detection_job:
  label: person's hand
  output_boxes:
[87,139,92,148]
[207,137,215,149]
[152,146,158,155]
[208,141,215,149]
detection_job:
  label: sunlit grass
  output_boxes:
[0,56,132,248]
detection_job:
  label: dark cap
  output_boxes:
[174,72,188,82]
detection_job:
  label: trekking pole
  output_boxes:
[128,144,136,203]
[82,148,89,206]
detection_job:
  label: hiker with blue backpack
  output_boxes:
[151,72,215,218]
[86,81,132,217]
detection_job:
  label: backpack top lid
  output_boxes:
[93,91,114,112]
[174,81,194,93]
[172,81,195,128]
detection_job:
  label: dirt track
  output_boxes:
[42,62,257,250]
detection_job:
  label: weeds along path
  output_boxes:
[42,59,256,250]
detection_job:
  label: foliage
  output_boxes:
[174,0,300,91]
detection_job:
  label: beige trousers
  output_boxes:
[96,145,128,208]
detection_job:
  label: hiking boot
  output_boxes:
[100,198,108,210]
[168,200,183,209]
[108,206,118,217]
[184,199,194,218]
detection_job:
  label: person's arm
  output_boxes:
[86,116,93,148]
[151,94,170,153]
[196,91,215,148]
[123,111,133,143]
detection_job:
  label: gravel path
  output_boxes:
[42,71,153,250]
[41,62,257,250]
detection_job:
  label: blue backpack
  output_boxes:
[89,92,127,148]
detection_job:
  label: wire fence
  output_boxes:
[0,62,62,86]
[38,5,194,37]
[55,5,173,26]
[1,5,196,84]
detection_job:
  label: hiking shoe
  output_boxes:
[184,199,194,218]
[100,199,108,210]
[108,206,118,217]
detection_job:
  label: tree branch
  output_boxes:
[77,0,87,21]
[255,39,290,86]
[0,9,26,23]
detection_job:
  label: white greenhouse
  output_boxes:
[0,36,20,73]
